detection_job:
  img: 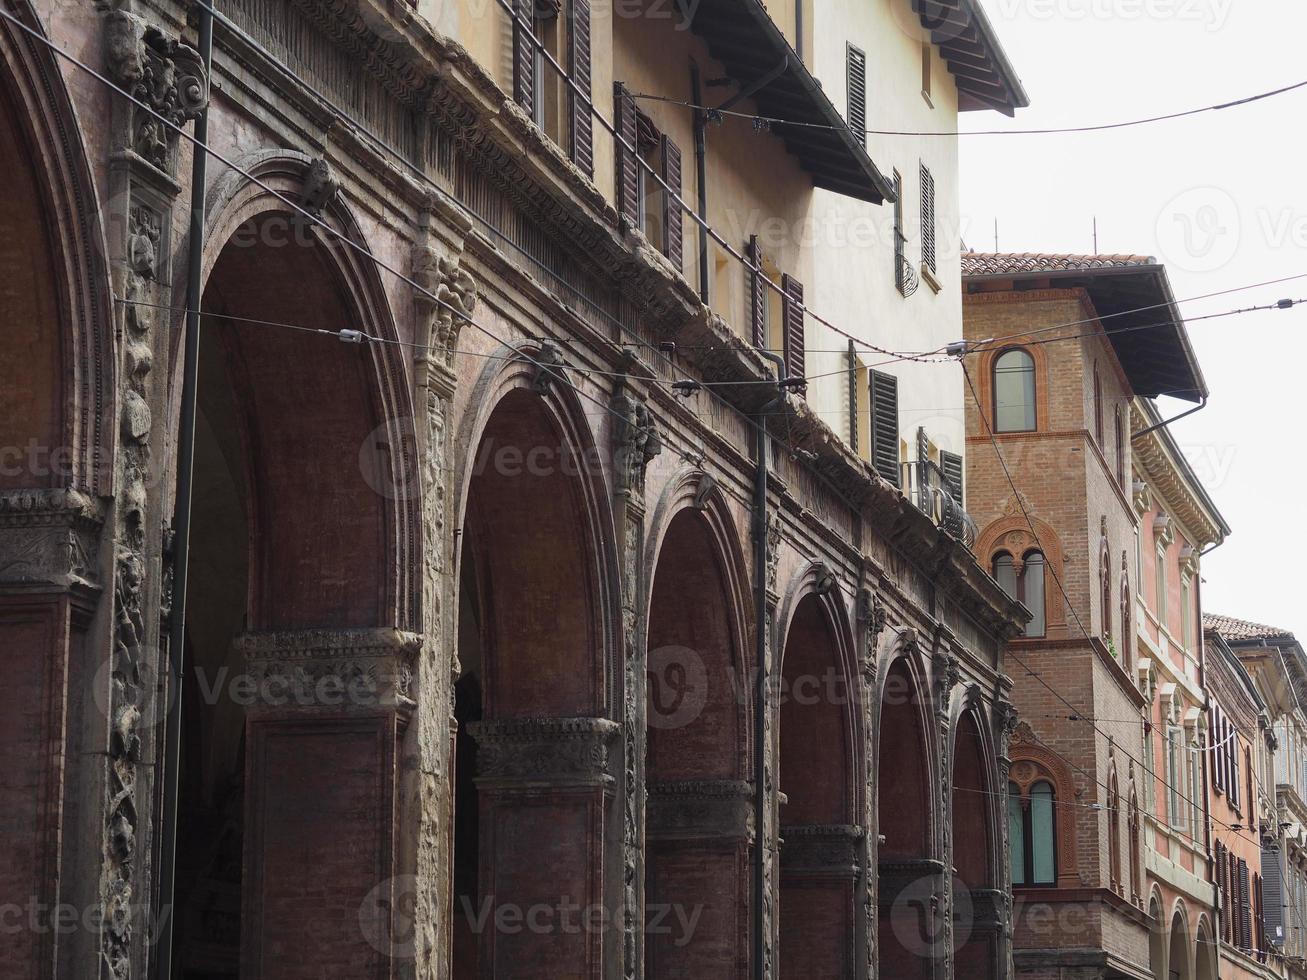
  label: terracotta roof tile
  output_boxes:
[1203,613,1295,642]
[961,252,1156,277]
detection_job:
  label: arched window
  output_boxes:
[1114,406,1126,486]
[1093,362,1104,445]
[1108,770,1122,892]
[1120,552,1133,667]
[994,348,1036,432]
[1010,779,1057,886]
[1100,532,1113,650]
[1128,785,1141,903]
[994,550,1047,637]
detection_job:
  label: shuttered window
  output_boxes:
[512,0,535,118]
[568,0,593,176]
[1213,705,1225,793]
[1240,858,1253,951]
[1262,847,1284,947]
[781,274,805,388]
[661,135,682,270]
[869,369,900,487]
[614,82,640,227]
[1216,842,1228,940]
[919,162,937,274]
[847,341,859,449]
[940,450,963,503]
[846,44,867,148]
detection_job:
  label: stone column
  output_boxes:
[646,780,754,978]
[236,627,420,979]
[0,490,105,977]
[778,824,865,976]
[468,717,620,978]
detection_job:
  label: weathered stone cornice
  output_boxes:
[470,717,620,791]
[647,780,754,843]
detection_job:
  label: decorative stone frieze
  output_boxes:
[779,824,865,876]
[647,780,755,843]
[236,627,422,715]
[469,717,620,790]
[0,489,105,588]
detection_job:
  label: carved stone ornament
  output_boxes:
[647,780,754,843]
[104,12,210,169]
[469,717,620,789]
[765,510,782,595]
[236,628,422,713]
[413,243,478,371]
[778,824,865,875]
[530,342,568,394]
[611,391,662,495]
[300,157,341,217]
[0,489,105,587]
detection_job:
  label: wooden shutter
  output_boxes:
[846,44,867,148]
[1240,858,1253,950]
[1212,707,1224,793]
[1264,846,1285,946]
[1216,843,1227,939]
[569,0,593,177]
[614,82,639,226]
[940,450,963,502]
[512,0,535,117]
[847,341,859,449]
[781,273,805,387]
[747,236,766,347]
[870,369,900,488]
[919,162,936,274]
[661,135,683,270]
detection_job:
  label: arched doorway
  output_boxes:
[174,205,406,978]
[643,506,750,978]
[952,709,996,980]
[454,379,616,978]
[1149,892,1166,979]
[1195,917,1216,980]
[1168,909,1191,980]
[877,656,935,979]
[777,588,860,977]
[0,11,112,975]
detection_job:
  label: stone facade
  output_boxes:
[0,0,1028,978]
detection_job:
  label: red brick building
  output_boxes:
[962,253,1213,980]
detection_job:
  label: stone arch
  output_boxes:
[1169,902,1193,980]
[951,695,1000,980]
[640,467,755,977]
[774,563,863,977]
[449,343,622,977]
[0,1,114,494]
[1195,914,1217,980]
[1148,887,1167,979]
[0,8,115,976]
[976,514,1069,638]
[876,630,940,979]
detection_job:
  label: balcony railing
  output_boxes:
[900,459,977,548]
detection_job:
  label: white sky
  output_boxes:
[957,0,1307,635]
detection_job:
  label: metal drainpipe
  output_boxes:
[753,350,786,980]
[153,2,214,976]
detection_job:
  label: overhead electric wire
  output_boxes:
[18,4,1290,906]
[632,77,1307,138]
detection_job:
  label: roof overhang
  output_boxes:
[914,0,1029,115]
[965,263,1209,402]
[685,0,896,204]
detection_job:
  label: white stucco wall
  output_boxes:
[806,0,969,490]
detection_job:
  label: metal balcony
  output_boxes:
[900,459,977,548]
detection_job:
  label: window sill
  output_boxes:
[920,263,942,293]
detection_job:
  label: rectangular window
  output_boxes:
[1155,544,1168,626]
[1167,725,1184,830]
[1143,717,1156,812]
[921,41,933,104]
[1181,575,1193,652]
[892,170,908,294]
[919,162,936,275]
[846,44,867,148]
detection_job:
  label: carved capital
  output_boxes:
[647,780,754,843]
[779,824,864,877]
[0,489,105,589]
[470,717,620,790]
[611,390,662,496]
[237,627,422,714]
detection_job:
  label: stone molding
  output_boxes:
[779,824,865,877]
[236,627,422,713]
[647,780,754,843]
[0,488,105,589]
[470,717,620,791]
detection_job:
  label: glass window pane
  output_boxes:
[995,349,1036,432]
[994,553,1017,599]
[1008,782,1026,885]
[1024,552,1046,637]
[1031,781,1056,884]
